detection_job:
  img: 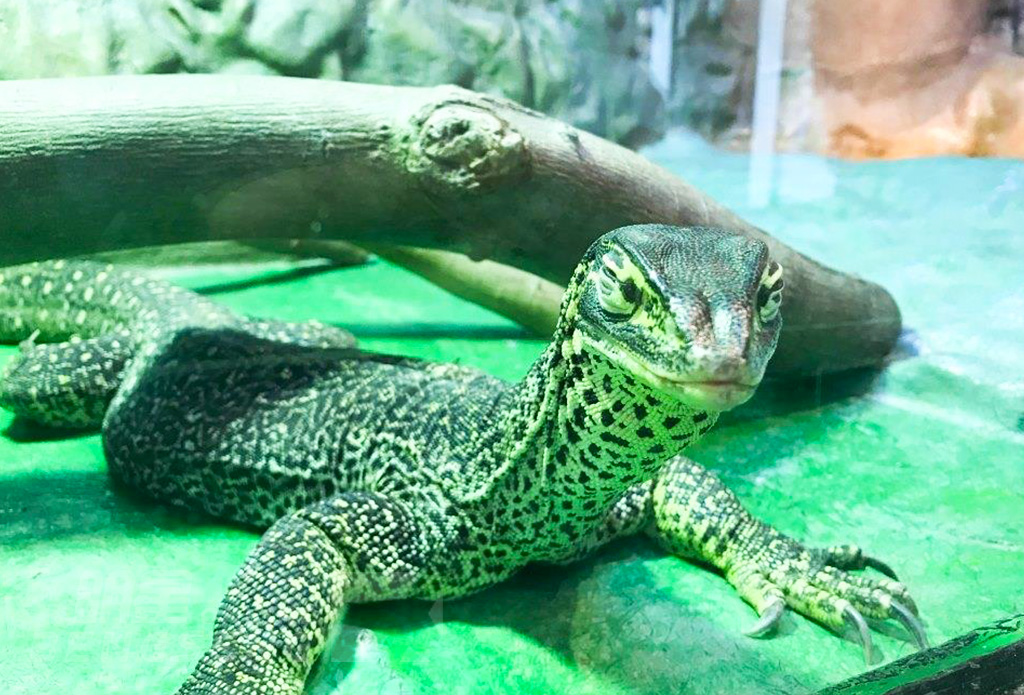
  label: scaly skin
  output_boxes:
[0,225,926,692]
[0,260,355,428]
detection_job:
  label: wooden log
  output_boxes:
[818,613,1024,695]
[0,75,901,376]
[364,244,563,338]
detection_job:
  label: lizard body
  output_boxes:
[0,225,925,693]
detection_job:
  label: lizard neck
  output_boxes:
[491,313,719,527]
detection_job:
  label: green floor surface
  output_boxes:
[1,141,1022,694]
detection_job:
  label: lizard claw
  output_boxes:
[744,599,785,637]
[890,600,929,650]
[18,329,40,353]
[843,604,874,664]
[723,535,925,660]
[862,556,899,581]
[823,544,900,580]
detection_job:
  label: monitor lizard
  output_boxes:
[0,225,926,694]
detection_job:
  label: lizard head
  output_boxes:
[568,224,783,412]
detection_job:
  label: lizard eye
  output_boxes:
[595,253,640,318]
[757,261,784,324]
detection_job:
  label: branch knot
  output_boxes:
[405,98,530,194]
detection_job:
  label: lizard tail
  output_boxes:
[0,260,356,429]
[0,260,231,345]
[0,259,228,429]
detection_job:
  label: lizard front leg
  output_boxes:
[645,456,927,662]
[176,492,447,694]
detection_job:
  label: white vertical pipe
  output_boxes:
[649,0,675,100]
[748,0,788,207]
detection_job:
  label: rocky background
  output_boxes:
[1,0,1021,156]
[0,0,666,148]
[670,0,1024,155]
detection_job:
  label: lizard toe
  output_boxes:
[723,536,926,659]
[726,561,787,636]
[787,557,928,657]
[743,597,786,637]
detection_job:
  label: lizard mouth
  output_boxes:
[576,321,760,411]
[659,378,757,411]
[653,378,757,411]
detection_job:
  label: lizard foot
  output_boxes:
[726,540,927,663]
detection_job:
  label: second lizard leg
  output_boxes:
[643,456,927,661]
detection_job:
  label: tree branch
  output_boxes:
[0,75,900,375]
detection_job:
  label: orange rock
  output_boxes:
[811,0,1024,159]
